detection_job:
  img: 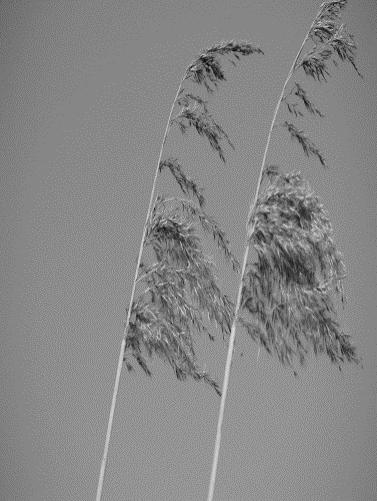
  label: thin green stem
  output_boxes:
[96,75,185,501]
[207,7,322,500]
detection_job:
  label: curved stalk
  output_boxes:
[206,7,324,500]
[96,76,185,501]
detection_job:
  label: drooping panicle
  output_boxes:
[123,192,238,394]
[299,0,362,80]
[122,39,264,394]
[282,121,327,167]
[170,96,234,162]
[278,0,362,170]
[185,40,264,93]
[240,171,360,370]
[159,158,206,207]
[283,82,324,118]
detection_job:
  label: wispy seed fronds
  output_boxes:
[328,24,363,78]
[177,93,209,113]
[149,195,239,271]
[317,1,348,27]
[147,198,235,332]
[284,82,324,118]
[282,121,326,167]
[284,102,304,118]
[145,200,202,267]
[310,18,338,44]
[251,171,345,290]
[139,257,234,340]
[294,82,324,116]
[299,0,362,80]
[124,196,238,394]
[159,157,205,207]
[241,170,360,370]
[125,299,222,395]
[164,197,240,272]
[136,260,221,341]
[239,269,359,370]
[262,164,281,184]
[185,40,264,93]
[171,101,234,162]
[300,47,332,82]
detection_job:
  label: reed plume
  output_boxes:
[96,40,263,500]
[208,2,362,499]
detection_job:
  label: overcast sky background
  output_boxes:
[1,1,376,500]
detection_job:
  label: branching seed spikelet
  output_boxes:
[171,98,234,162]
[299,0,363,80]
[282,121,327,167]
[278,0,362,171]
[170,41,263,163]
[159,158,205,207]
[185,40,264,93]
[283,82,324,118]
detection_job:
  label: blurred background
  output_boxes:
[1,1,376,499]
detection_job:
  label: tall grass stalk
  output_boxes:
[96,41,263,500]
[207,1,362,499]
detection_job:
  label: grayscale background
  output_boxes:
[1,1,376,499]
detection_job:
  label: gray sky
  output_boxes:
[1,1,376,500]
